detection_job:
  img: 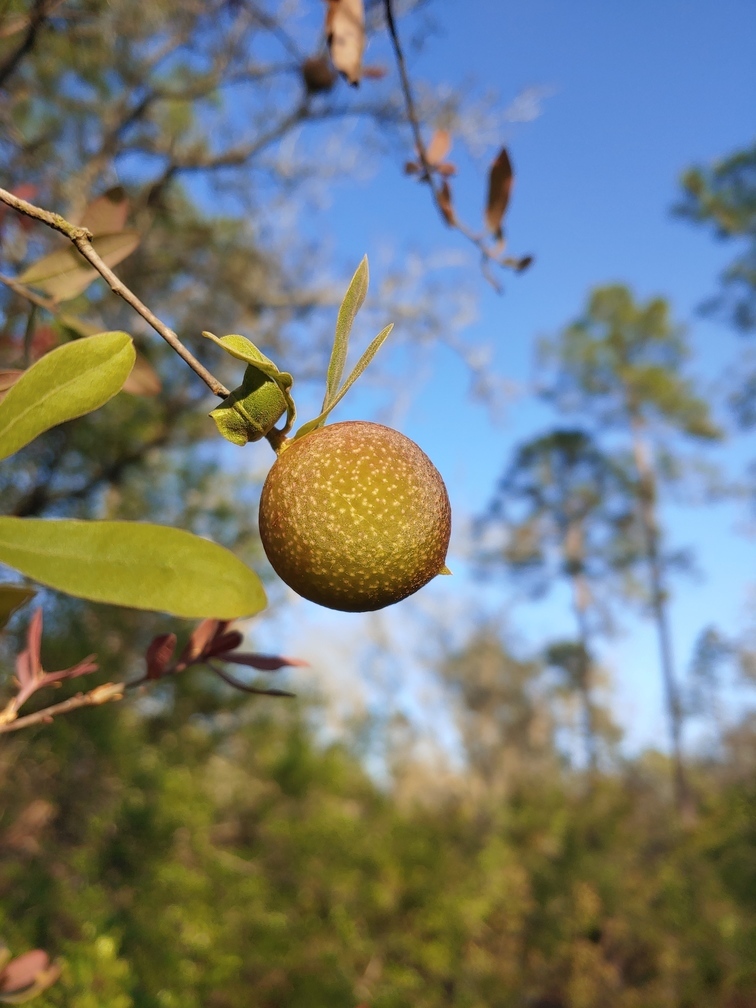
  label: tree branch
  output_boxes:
[383,0,516,293]
[0,681,125,733]
[0,186,230,397]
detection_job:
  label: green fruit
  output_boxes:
[259,421,451,612]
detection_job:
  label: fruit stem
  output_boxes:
[265,428,289,455]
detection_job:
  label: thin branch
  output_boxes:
[0,681,125,733]
[0,270,58,313]
[0,186,230,397]
[383,0,509,292]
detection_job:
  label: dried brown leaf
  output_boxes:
[78,186,129,236]
[404,161,420,175]
[122,352,161,396]
[438,180,456,226]
[436,162,457,177]
[426,129,451,167]
[325,0,365,87]
[485,147,514,240]
[302,56,337,94]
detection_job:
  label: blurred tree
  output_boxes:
[437,625,558,798]
[675,142,756,334]
[540,286,722,812]
[478,429,636,770]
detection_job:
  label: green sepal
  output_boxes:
[210,365,288,445]
[203,332,296,438]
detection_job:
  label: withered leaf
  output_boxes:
[302,55,337,94]
[436,162,457,177]
[438,180,456,226]
[485,147,514,240]
[426,129,451,167]
[122,352,161,396]
[325,0,365,87]
[79,186,129,236]
[404,161,420,175]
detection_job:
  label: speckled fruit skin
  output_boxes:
[259,421,451,612]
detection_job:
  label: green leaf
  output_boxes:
[294,323,393,440]
[0,519,267,619]
[322,256,368,413]
[0,584,35,631]
[0,331,135,462]
[17,231,140,300]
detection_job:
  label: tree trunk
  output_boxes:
[629,423,692,815]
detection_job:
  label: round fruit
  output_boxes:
[258,421,451,612]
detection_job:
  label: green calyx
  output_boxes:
[203,332,296,445]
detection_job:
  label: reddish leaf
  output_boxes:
[145,633,177,679]
[0,949,60,998]
[325,0,364,87]
[485,147,514,240]
[208,630,243,656]
[426,129,451,167]
[302,56,337,95]
[219,652,308,671]
[180,619,227,664]
[438,180,456,226]
[78,186,129,236]
[15,609,43,690]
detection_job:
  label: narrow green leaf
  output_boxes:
[322,256,368,413]
[0,519,267,619]
[294,323,393,440]
[0,331,135,462]
[0,584,35,630]
[18,231,140,300]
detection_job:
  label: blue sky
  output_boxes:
[252,0,756,755]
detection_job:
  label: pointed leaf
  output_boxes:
[485,147,514,240]
[0,584,35,631]
[438,180,455,226]
[78,186,129,235]
[322,256,368,413]
[220,652,308,671]
[0,518,267,619]
[325,0,364,86]
[18,231,140,300]
[0,331,135,462]
[295,322,393,439]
